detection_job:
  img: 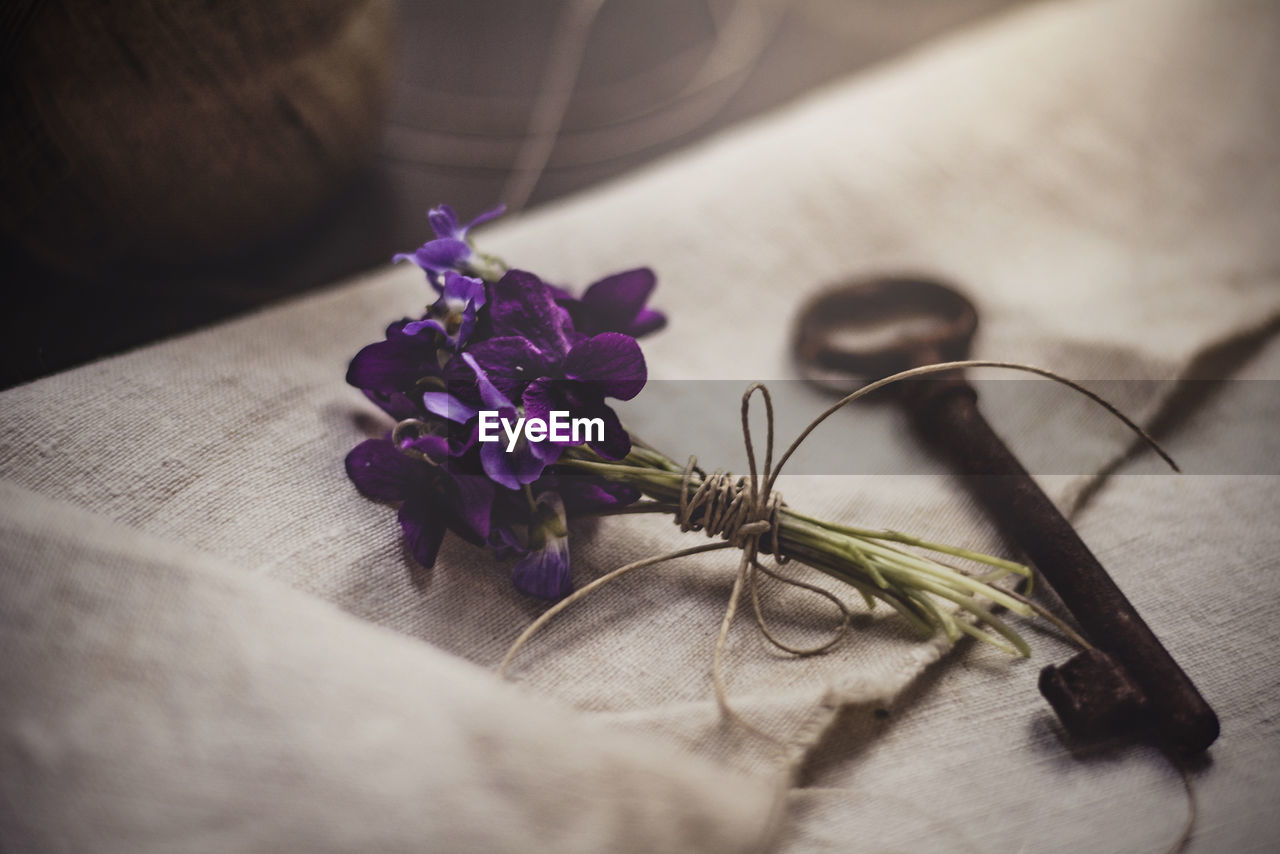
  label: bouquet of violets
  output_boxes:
[346,204,1065,663]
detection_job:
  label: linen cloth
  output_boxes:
[0,481,780,854]
[2,0,1278,850]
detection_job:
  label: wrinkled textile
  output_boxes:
[2,0,1278,850]
[0,483,780,854]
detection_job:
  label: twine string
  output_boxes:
[499,382,857,743]
[679,384,857,734]
[498,359,1178,742]
[497,542,735,677]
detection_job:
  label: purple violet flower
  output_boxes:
[452,270,647,460]
[403,272,487,351]
[346,319,447,419]
[537,473,641,516]
[557,268,666,339]
[393,203,506,288]
[518,331,646,460]
[428,203,506,242]
[345,436,493,566]
[346,205,662,602]
[510,492,573,599]
[488,270,575,361]
[427,353,561,490]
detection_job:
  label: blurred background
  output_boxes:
[1,0,1029,389]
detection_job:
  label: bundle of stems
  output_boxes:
[558,440,1043,657]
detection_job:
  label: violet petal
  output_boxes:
[423,391,479,424]
[521,377,560,435]
[414,238,472,271]
[345,438,418,503]
[563,332,647,401]
[530,437,565,464]
[464,336,558,400]
[466,203,507,230]
[489,525,525,559]
[395,431,451,464]
[402,317,448,338]
[626,307,667,337]
[511,540,573,600]
[463,352,517,412]
[444,421,480,457]
[584,401,631,460]
[581,268,656,329]
[519,386,575,462]
[450,474,494,541]
[441,271,487,308]
[489,270,572,359]
[398,495,447,566]
[428,205,461,239]
[454,304,479,351]
[346,335,439,394]
[545,475,641,514]
[480,439,546,490]
[362,389,419,421]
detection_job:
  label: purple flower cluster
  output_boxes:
[346,205,665,600]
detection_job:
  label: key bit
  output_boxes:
[1039,648,1149,741]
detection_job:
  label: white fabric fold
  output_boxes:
[0,482,781,854]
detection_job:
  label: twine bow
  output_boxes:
[680,386,865,737]
[499,383,856,742]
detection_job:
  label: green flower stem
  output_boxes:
[784,509,1032,580]
[556,443,1050,657]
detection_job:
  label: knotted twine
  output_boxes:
[497,360,1175,745]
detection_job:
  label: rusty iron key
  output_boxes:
[793,277,1219,753]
